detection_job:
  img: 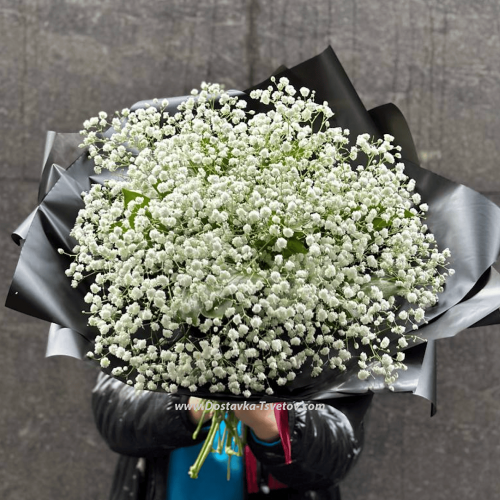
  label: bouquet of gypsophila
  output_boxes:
[63,77,451,476]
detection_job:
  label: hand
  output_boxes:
[233,402,280,443]
[187,397,214,426]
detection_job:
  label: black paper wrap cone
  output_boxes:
[6,47,500,409]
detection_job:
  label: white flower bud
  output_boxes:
[380,337,390,349]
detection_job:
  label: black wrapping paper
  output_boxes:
[6,47,500,408]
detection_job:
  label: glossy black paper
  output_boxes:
[6,47,500,409]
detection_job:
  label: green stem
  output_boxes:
[188,400,247,480]
[189,410,222,479]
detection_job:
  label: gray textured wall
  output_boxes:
[2,1,500,499]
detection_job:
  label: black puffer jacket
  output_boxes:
[92,373,371,500]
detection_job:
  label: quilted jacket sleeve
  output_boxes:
[91,372,210,458]
[246,398,369,491]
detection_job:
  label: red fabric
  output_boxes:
[267,471,288,490]
[244,445,288,493]
[244,403,292,493]
[245,445,260,494]
[274,405,292,465]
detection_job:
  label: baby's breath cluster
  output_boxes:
[69,78,451,394]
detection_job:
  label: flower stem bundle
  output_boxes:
[189,401,245,480]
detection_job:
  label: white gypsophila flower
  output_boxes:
[70,79,451,394]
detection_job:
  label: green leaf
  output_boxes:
[183,302,202,325]
[363,278,405,299]
[201,299,233,319]
[282,238,308,258]
[122,189,151,228]
[228,272,260,286]
[122,188,150,208]
[372,217,389,231]
[292,231,307,240]
[255,237,277,252]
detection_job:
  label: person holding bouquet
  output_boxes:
[73,74,447,500]
[92,372,370,499]
[9,46,500,500]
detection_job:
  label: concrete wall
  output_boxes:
[1,1,500,499]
